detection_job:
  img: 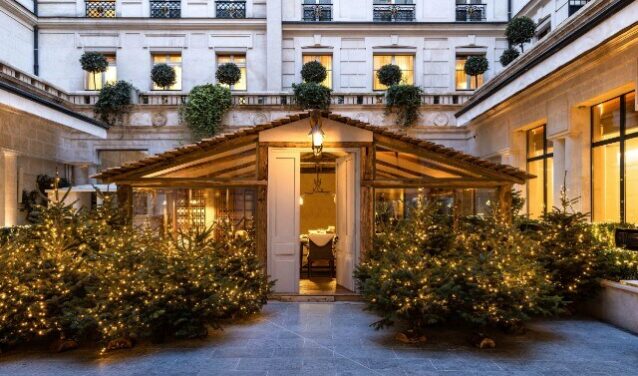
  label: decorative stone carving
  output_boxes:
[252,112,270,126]
[151,112,167,127]
[433,112,449,127]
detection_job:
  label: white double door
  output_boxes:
[267,148,358,293]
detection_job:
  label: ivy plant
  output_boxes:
[386,84,423,127]
[216,63,242,87]
[376,64,402,87]
[464,55,489,77]
[180,84,233,139]
[151,63,177,90]
[94,81,134,126]
[499,48,520,67]
[506,17,537,52]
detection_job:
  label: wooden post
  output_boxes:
[360,145,375,260]
[116,184,133,223]
[256,144,268,269]
[497,184,513,223]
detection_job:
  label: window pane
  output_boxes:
[592,97,621,142]
[592,143,621,222]
[626,92,638,136]
[394,55,414,85]
[626,138,638,223]
[527,126,545,158]
[546,157,554,211]
[217,55,247,91]
[527,159,545,219]
[455,56,484,91]
[303,55,332,88]
[86,54,116,90]
[152,54,181,91]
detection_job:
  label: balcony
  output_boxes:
[373,2,415,22]
[455,3,486,22]
[568,0,590,16]
[85,0,116,18]
[216,1,246,19]
[302,2,333,22]
[150,0,181,18]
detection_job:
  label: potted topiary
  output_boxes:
[151,63,177,90]
[79,52,108,90]
[180,84,233,139]
[499,47,520,67]
[94,80,136,126]
[292,61,331,110]
[216,62,242,88]
[505,16,537,52]
[376,64,402,88]
[377,64,422,127]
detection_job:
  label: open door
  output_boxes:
[268,148,301,293]
[335,153,357,291]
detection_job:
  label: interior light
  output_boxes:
[299,196,304,206]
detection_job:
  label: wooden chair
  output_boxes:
[307,237,335,278]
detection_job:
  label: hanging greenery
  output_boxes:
[79,52,108,73]
[499,47,521,67]
[506,17,537,52]
[151,63,177,89]
[216,62,242,86]
[385,84,423,127]
[94,81,134,126]
[180,84,233,139]
[464,55,489,77]
[300,60,328,84]
[376,64,402,87]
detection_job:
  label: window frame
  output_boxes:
[526,124,554,217]
[216,53,247,91]
[455,54,485,91]
[372,54,415,91]
[151,53,182,91]
[591,91,638,223]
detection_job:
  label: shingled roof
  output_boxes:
[94,111,530,183]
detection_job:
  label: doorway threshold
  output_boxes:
[269,294,363,302]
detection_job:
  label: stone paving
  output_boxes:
[1,302,637,376]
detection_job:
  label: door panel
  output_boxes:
[268,149,300,293]
[336,153,356,291]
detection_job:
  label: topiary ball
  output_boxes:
[377,64,402,87]
[151,63,177,89]
[79,52,108,73]
[216,63,242,86]
[505,17,536,51]
[499,48,520,67]
[464,56,489,77]
[292,82,331,110]
[301,61,328,84]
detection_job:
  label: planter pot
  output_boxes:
[583,279,638,335]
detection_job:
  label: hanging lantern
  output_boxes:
[308,110,324,158]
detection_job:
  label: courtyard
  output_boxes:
[1,302,636,376]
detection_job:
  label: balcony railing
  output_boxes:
[455,3,486,22]
[150,0,181,18]
[568,0,590,16]
[373,2,415,22]
[85,0,116,18]
[302,2,333,22]
[216,1,246,19]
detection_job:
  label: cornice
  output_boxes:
[37,17,267,31]
[0,0,37,26]
[282,21,507,34]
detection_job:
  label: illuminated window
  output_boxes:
[526,125,554,218]
[152,53,182,91]
[455,55,484,91]
[85,54,116,91]
[592,92,638,223]
[303,54,332,88]
[217,54,247,91]
[373,54,414,90]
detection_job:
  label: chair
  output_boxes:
[307,235,335,278]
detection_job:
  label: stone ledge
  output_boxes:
[584,279,638,335]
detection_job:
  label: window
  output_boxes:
[86,54,116,91]
[373,54,414,90]
[526,125,554,218]
[217,54,247,91]
[303,54,332,88]
[592,92,638,223]
[302,0,333,21]
[152,53,182,91]
[85,0,116,18]
[455,55,484,91]
[373,1,416,22]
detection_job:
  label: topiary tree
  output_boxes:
[300,60,327,84]
[216,62,242,87]
[499,47,520,67]
[506,17,536,52]
[151,63,177,90]
[94,81,134,126]
[385,84,423,127]
[79,52,109,90]
[376,64,402,87]
[464,55,489,77]
[180,84,232,139]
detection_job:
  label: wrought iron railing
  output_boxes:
[150,0,181,18]
[455,3,486,22]
[568,0,590,16]
[373,2,415,22]
[302,2,333,22]
[85,0,116,18]
[216,1,246,19]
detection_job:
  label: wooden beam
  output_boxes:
[363,179,507,189]
[256,144,268,271]
[117,178,267,188]
[375,159,432,179]
[376,151,477,179]
[259,142,371,149]
[497,184,513,223]
[116,184,133,223]
[360,145,374,261]
[159,148,257,178]
[375,164,417,180]
[206,161,256,179]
